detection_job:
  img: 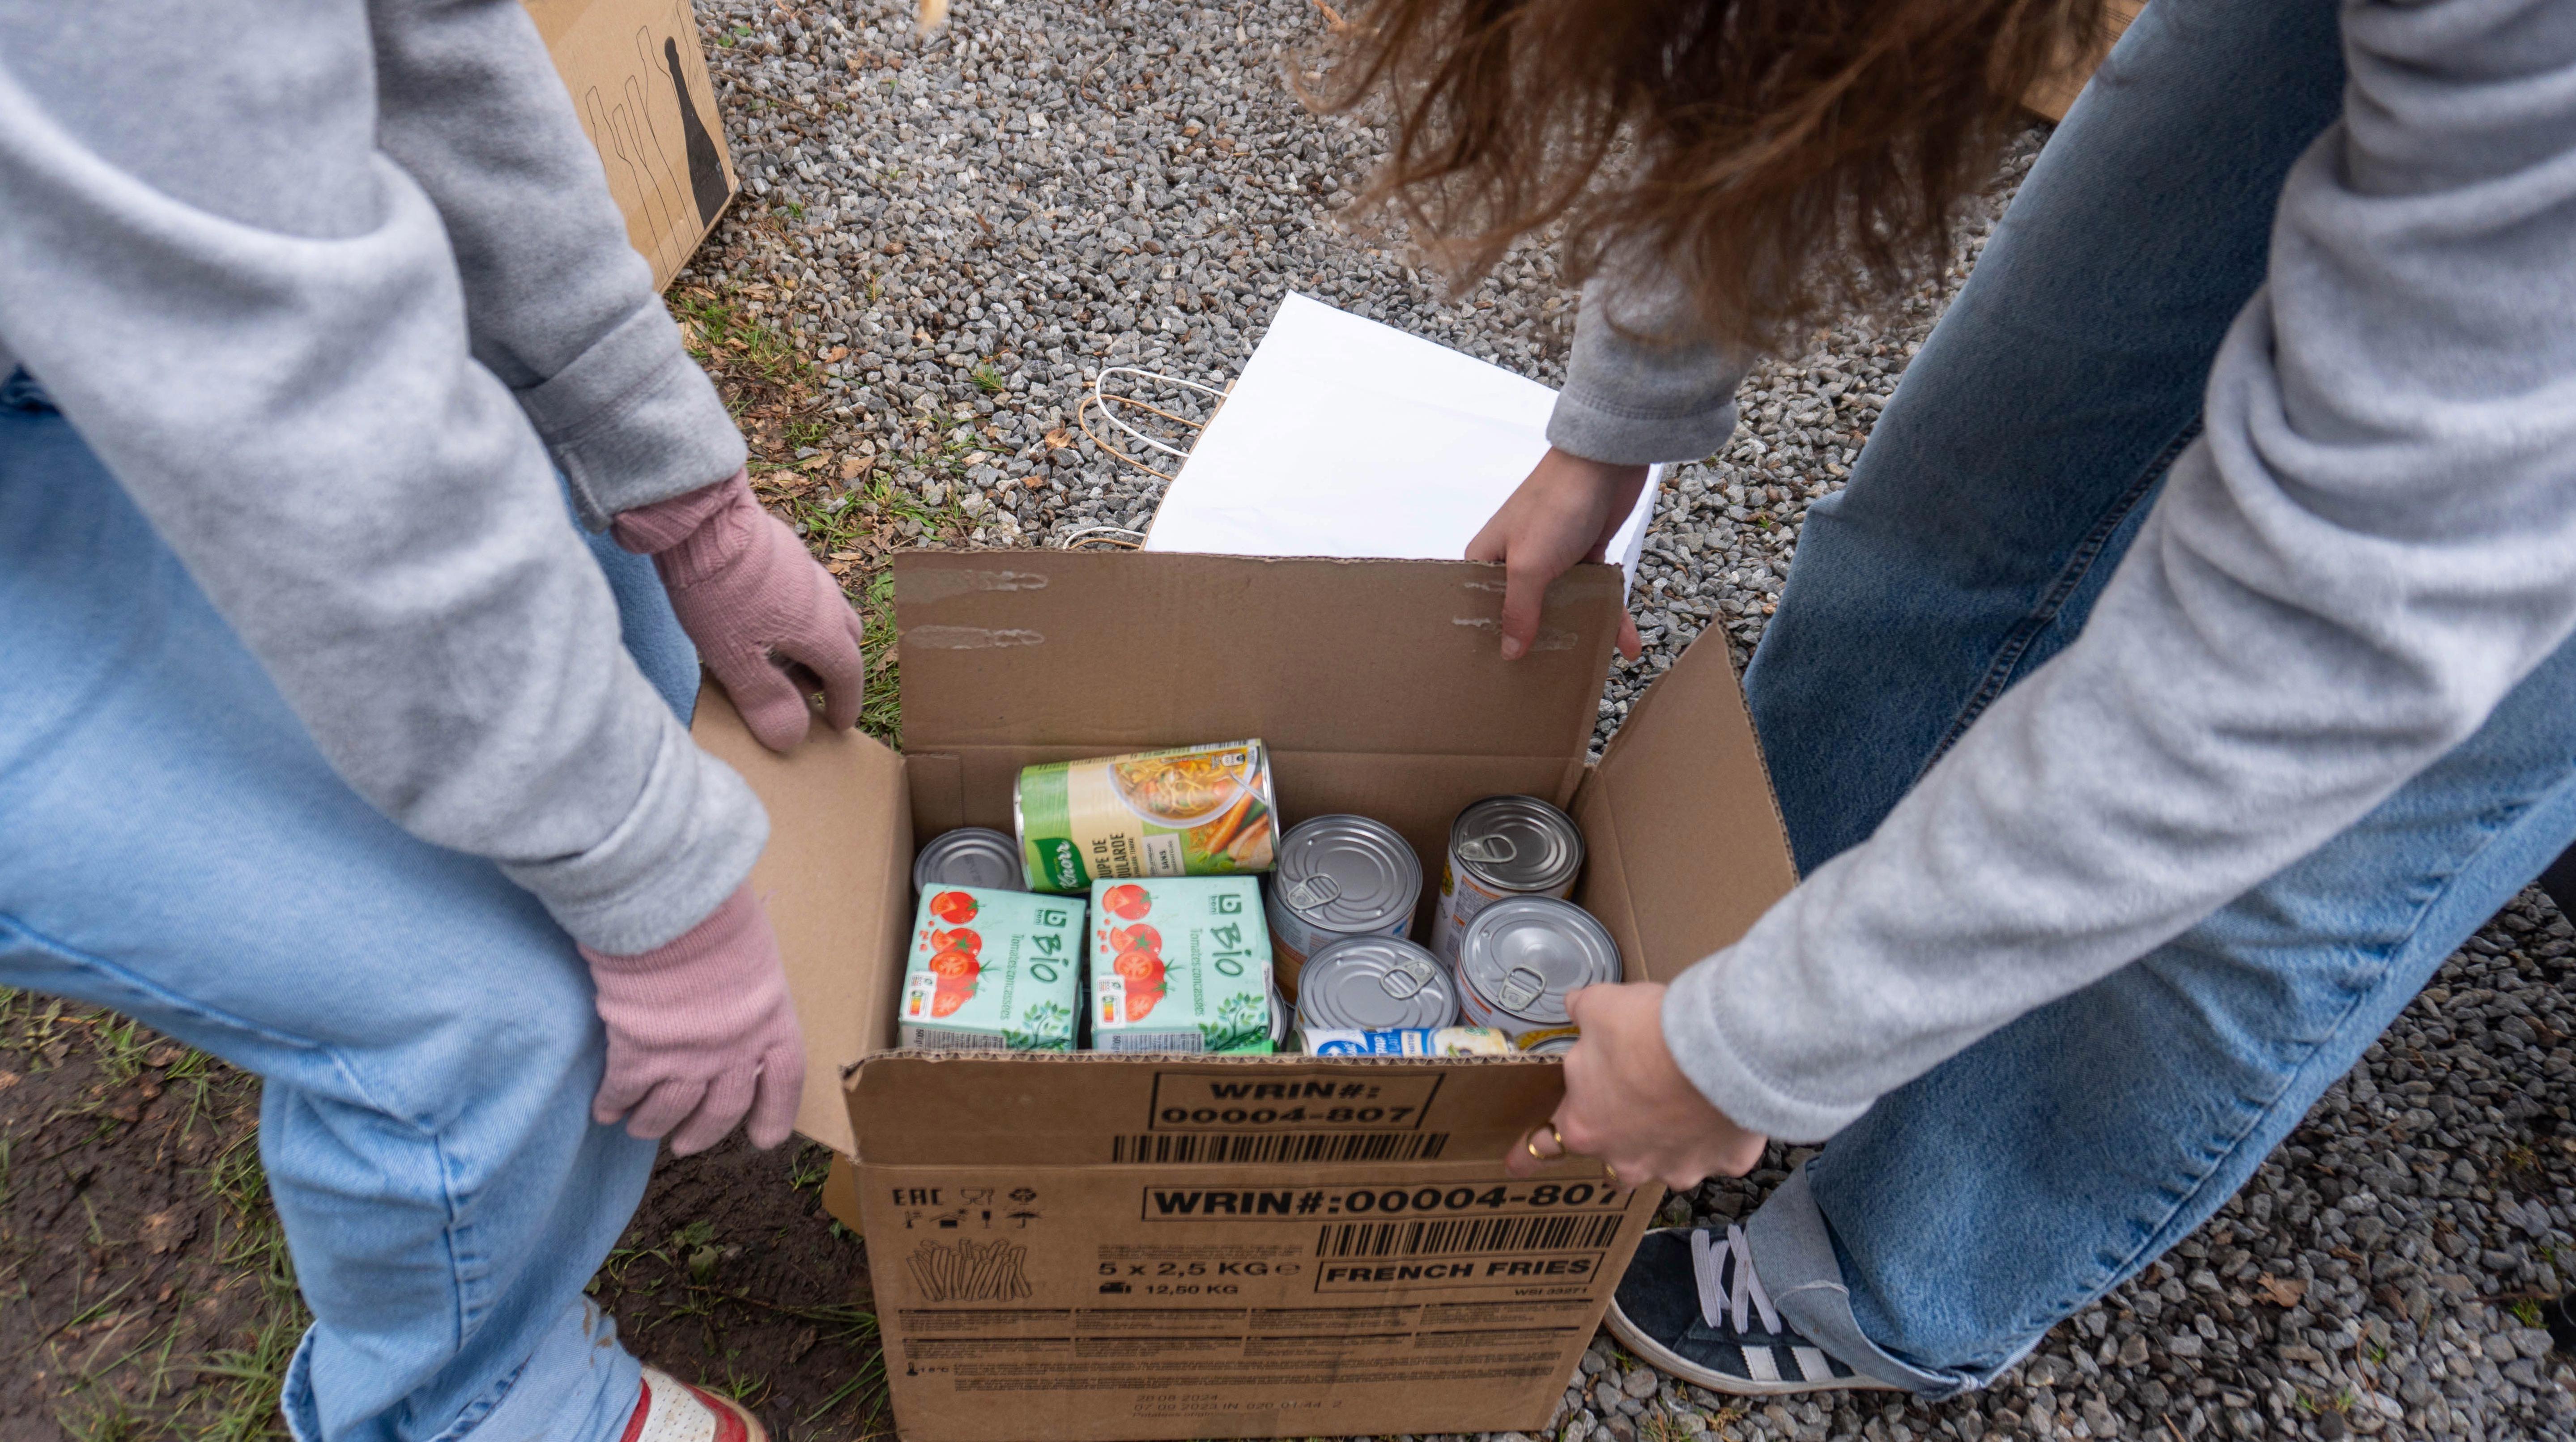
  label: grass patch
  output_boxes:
[2,988,309,1442]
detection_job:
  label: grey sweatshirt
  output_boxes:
[1550,0,2576,1140]
[0,0,762,953]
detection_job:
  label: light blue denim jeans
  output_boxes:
[1733,0,2576,1397]
[0,368,697,1442]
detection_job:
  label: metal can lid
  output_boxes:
[1456,897,1619,1023]
[1293,936,1458,1031]
[1273,815,1420,931]
[913,827,1027,892]
[1449,795,1583,894]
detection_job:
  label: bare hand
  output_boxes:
[1504,981,1767,1191]
[1466,448,1649,661]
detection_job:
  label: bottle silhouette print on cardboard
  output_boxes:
[666,36,730,227]
[529,0,739,289]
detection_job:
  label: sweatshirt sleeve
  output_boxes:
[1546,257,1757,465]
[366,0,746,531]
[1663,0,2576,1141]
[0,0,763,955]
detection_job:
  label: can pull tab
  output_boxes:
[1498,966,1547,1012]
[1381,954,1435,1000]
[1284,872,1342,910]
[1456,833,1519,866]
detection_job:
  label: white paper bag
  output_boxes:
[1140,294,1661,592]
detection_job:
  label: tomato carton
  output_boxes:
[693,550,1799,1442]
[1087,877,1273,1053]
[899,887,1083,1051]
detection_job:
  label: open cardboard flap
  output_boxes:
[1572,631,1799,984]
[690,548,1797,1163]
[894,550,1627,862]
[692,688,911,1156]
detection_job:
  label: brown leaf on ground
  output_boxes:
[840,454,874,481]
[2255,1274,2307,1308]
[1042,429,1073,450]
[139,1209,195,1255]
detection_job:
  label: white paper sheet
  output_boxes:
[1139,294,1660,592]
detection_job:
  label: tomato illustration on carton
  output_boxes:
[1086,876,1273,1053]
[900,886,1081,1051]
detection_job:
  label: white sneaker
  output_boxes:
[617,1365,769,1442]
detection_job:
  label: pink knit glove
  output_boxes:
[579,884,805,1155]
[613,471,866,752]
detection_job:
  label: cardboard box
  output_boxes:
[696,550,1799,1442]
[2021,0,2147,122]
[523,0,739,289]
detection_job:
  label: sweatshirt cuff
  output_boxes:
[1547,388,1740,467]
[516,303,749,530]
[1661,950,1873,1144]
[501,716,771,953]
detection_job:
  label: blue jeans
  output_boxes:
[0,371,697,1442]
[1732,0,2576,1396]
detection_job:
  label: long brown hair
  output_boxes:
[1313,0,2102,350]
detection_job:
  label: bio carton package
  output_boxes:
[1089,877,1273,1053]
[689,550,1801,1442]
[900,886,1082,1051]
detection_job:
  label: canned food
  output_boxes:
[1265,814,1420,1000]
[1299,1025,1513,1057]
[1087,876,1274,1053]
[1293,936,1458,1033]
[1454,896,1620,1040]
[1269,978,1289,1049]
[899,887,1083,1051]
[1512,1027,1581,1055]
[912,826,1027,892]
[1016,741,1278,894]
[1428,795,1584,962]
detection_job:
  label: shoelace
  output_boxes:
[1691,1224,1781,1335]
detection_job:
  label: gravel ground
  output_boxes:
[686,2,2576,1438]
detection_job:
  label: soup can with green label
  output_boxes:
[1015,741,1278,893]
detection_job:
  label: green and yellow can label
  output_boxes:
[1017,741,1277,895]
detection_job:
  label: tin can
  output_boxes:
[1265,814,1420,1000]
[1269,978,1289,1049]
[1293,936,1459,1033]
[1512,1027,1581,1055]
[1015,741,1279,894]
[1087,876,1275,1053]
[899,886,1083,1051]
[912,826,1028,892]
[1299,1025,1512,1057]
[1428,795,1584,963]
[1454,896,1619,1041]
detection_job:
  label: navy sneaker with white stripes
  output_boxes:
[1605,1225,1903,1395]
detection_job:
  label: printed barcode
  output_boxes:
[1100,1033,1204,1053]
[1315,1212,1626,1259]
[901,1028,1013,1051]
[1110,1132,1451,1163]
